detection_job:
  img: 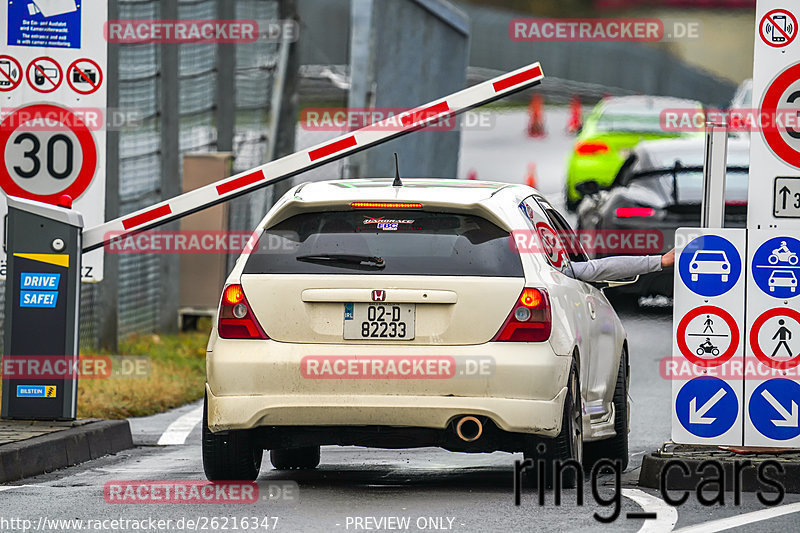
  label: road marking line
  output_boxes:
[622,488,678,533]
[0,485,31,492]
[157,405,203,446]
[672,502,800,533]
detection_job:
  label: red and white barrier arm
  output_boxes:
[82,62,544,252]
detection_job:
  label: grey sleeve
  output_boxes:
[569,255,663,283]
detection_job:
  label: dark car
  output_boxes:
[575,137,749,298]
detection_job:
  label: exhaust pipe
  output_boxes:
[455,416,483,442]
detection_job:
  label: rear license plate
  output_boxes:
[343,303,415,340]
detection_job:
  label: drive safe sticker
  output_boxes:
[19,272,61,308]
[20,290,58,308]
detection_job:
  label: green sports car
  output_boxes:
[565,95,703,211]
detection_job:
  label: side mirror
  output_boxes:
[575,180,601,197]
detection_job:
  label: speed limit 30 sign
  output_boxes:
[0,104,97,203]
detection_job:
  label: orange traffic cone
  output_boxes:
[525,163,538,188]
[566,96,582,134]
[527,94,545,138]
[467,169,478,180]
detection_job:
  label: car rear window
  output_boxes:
[242,210,523,277]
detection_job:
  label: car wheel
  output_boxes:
[202,395,263,481]
[583,349,629,472]
[525,359,582,488]
[270,447,321,470]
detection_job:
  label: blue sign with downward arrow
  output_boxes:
[749,379,800,441]
[676,377,739,438]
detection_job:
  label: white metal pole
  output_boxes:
[701,121,729,228]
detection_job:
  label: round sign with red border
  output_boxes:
[0,104,97,204]
[535,222,564,269]
[761,62,800,169]
[66,58,103,95]
[760,9,798,48]
[0,55,23,92]
[677,305,740,367]
[26,57,63,93]
[750,307,800,370]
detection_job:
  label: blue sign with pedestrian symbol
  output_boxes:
[749,379,800,441]
[676,377,738,438]
[752,236,800,299]
[679,235,742,297]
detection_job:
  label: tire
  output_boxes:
[525,359,582,488]
[583,349,629,472]
[202,395,262,481]
[270,447,321,470]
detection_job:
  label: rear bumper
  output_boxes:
[206,385,567,437]
[206,339,571,437]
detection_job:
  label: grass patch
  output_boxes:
[0,321,210,420]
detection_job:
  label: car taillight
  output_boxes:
[574,141,609,155]
[218,284,268,339]
[615,207,655,218]
[493,288,551,342]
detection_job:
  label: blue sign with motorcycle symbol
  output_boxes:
[752,236,800,299]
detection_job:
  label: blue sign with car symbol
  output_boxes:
[678,235,741,297]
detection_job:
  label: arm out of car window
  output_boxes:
[569,249,675,283]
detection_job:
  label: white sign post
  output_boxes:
[0,1,107,281]
[672,229,746,445]
[744,0,800,447]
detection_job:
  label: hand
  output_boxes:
[661,248,675,268]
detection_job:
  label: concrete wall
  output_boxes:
[347,0,470,179]
[297,0,737,105]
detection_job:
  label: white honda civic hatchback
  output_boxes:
[203,179,630,482]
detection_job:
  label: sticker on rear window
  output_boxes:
[363,217,415,225]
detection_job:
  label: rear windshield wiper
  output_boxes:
[296,254,386,270]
